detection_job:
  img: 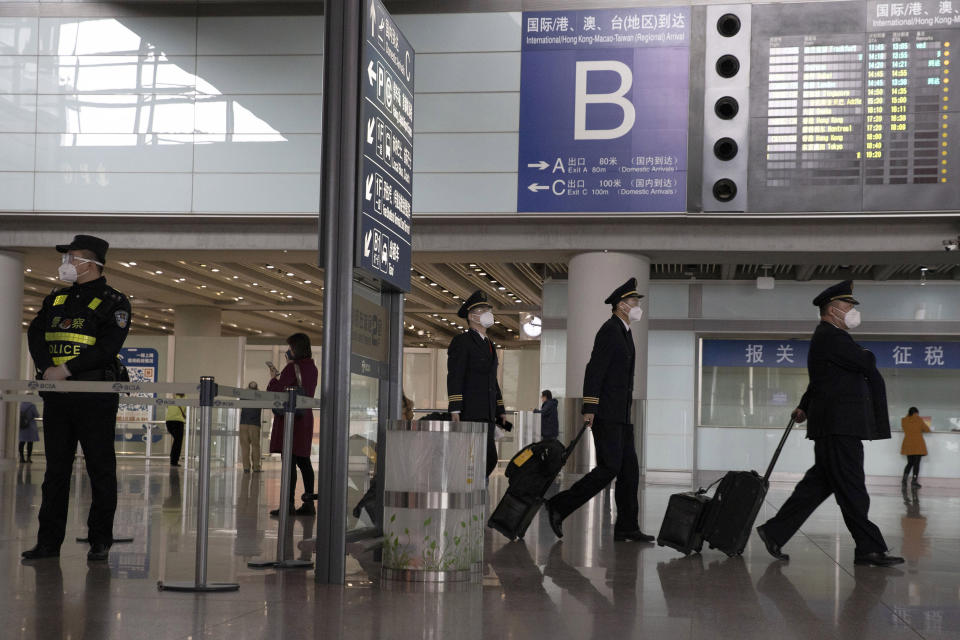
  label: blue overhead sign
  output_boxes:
[517,7,690,213]
[703,339,960,370]
[357,0,413,291]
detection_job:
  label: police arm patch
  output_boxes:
[115,310,129,328]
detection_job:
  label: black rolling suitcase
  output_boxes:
[488,423,589,541]
[701,418,796,557]
[657,489,713,555]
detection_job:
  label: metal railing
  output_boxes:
[1,376,322,592]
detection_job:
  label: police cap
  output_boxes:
[56,234,108,265]
[604,278,644,305]
[457,289,491,319]
[812,280,859,307]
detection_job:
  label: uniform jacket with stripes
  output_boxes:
[28,277,131,381]
[446,329,505,423]
[582,315,636,424]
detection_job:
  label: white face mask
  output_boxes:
[478,311,495,328]
[58,262,78,283]
[844,307,861,329]
[628,306,644,323]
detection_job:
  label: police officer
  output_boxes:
[546,278,653,542]
[22,235,131,562]
[756,281,904,567]
[447,290,510,478]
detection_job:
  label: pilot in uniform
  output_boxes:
[22,235,131,562]
[546,278,654,542]
[756,280,904,567]
[447,290,510,478]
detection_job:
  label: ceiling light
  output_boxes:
[128,261,137,266]
[498,286,506,291]
[419,275,425,279]
[116,263,128,268]
[270,289,278,293]
[286,272,294,276]
[200,285,207,289]
[252,282,259,286]
[453,295,460,300]
[920,266,929,272]
[160,325,167,330]
[441,289,449,293]
[303,280,312,284]
[266,265,274,269]
[232,275,239,279]
[429,282,437,287]
[154,270,162,275]
[417,329,424,336]
[178,277,186,282]
[211,268,220,273]
[479,272,486,276]
[237,296,243,300]
[200,264,207,267]
[286,295,293,299]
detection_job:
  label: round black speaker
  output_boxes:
[716,55,740,78]
[714,96,739,120]
[713,179,737,202]
[717,13,741,37]
[713,137,738,161]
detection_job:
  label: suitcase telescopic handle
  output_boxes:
[762,417,796,483]
[561,421,591,463]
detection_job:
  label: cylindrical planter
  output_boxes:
[382,419,487,582]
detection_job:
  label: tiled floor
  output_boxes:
[2,458,958,639]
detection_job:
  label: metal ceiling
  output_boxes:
[18,248,958,347]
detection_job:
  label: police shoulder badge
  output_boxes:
[115,310,129,328]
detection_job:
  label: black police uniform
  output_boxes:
[447,290,505,477]
[759,281,890,557]
[27,262,131,551]
[547,279,644,536]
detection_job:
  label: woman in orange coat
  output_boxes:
[901,407,931,488]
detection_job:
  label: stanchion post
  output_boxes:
[248,386,312,570]
[159,376,239,592]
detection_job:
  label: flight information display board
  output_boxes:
[748,0,958,213]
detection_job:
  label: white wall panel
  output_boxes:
[395,13,521,53]
[38,17,198,56]
[415,53,520,93]
[414,93,518,133]
[412,172,516,213]
[413,133,517,173]
[649,283,689,319]
[34,171,192,212]
[0,17,38,56]
[646,434,693,471]
[192,173,321,213]
[647,365,694,402]
[36,133,194,173]
[0,132,34,170]
[35,94,196,134]
[646,398,694,437]
[0,93,36,132]
[195,94,323,134]
[37,55,197,94]
[193,135,322,173]
[648,330,695,366]
[195,56,323,95]
[198,16,323,55]
[0,172,33,210]
[0,55,37,94]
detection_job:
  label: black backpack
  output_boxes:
[19,410,31,431]
[504,439,566,498]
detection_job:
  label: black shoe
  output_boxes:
[87,543,111,562]
[170,462,180,467]
[545,501,563,539]
[854,552,905,567]
[756,525,789,561]
[613,529,655,543]
[911,479,922,488]
[21,544,60,560]
[294,502,316,516]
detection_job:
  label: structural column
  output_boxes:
[565,252,650,471]
[0,251,25,460]
[174,306,222,337]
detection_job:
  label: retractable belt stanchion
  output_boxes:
[159,376,240,592]
[249,386,312,570]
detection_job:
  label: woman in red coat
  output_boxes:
[267,333,318,516]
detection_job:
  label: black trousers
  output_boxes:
[762,435,887,555]
[903,455,922,478]
[165,420,184,464]
[19,441,34,460]
[38,394,119,548]
[286,455,314,506]
[486,423,499,478]
[548,420,640,532]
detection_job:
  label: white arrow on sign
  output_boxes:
[527,160,549,170]
[364,230,372,257]
[367,118,375,144]
[367,61,376,86]
[365,174,374,200]
[370,1,377,35]
[527,183,549,192]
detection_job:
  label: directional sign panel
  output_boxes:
[357,0,413,291]
[518,8,690,213]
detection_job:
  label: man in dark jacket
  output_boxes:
[545,278,653,542]
[448,290,510,477]
[757,280,903,567]
[23,235,131,563]
[535,390,559,440]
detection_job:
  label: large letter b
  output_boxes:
[574,61,636,140]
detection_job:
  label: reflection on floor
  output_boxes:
[1,459,958,639]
